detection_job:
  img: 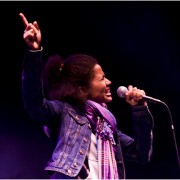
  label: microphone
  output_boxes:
[116,86,163,103]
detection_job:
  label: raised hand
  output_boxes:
[19,13,41,50]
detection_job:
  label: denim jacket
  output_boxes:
[22,49,154,179]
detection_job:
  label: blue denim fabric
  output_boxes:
[22,50,153,178]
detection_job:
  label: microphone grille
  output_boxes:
[117,86,128,98]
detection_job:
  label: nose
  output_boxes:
[105,78,111,85]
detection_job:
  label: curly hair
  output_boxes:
[41,54,64,99]
[42,53,98,108]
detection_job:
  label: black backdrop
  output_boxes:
[0,1,180,178]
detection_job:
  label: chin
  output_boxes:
[105,97,112,103]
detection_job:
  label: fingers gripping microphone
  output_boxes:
[116,86,163,104]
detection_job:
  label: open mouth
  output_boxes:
[105,89,111,96]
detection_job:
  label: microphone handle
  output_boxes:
[142,95,162,104]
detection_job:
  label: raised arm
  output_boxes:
[116,85,153,164]
[20,13,62,125]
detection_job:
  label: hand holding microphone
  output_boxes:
[117,85,163,105]
[117,85,180,168]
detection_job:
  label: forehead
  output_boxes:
[93,64,104,74]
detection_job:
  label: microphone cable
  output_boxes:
[159,100,180,170]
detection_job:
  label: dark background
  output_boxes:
[0,1,180,178]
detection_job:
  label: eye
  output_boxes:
[100,75,105,81]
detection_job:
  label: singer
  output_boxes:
[20,12,154,179]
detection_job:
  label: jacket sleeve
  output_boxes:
[117,105,154,164]
[22,49,63,125]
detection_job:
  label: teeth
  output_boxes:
[106,92,111,95]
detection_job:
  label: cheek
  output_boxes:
[89,83,104,96]
[95,83,106,95]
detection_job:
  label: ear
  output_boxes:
[79,86,87,93]
[79,86,89,98]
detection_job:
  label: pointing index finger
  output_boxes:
[19,13,29,27]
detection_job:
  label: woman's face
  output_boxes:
[88,64,112,104]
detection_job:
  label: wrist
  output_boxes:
[29,46,43,52]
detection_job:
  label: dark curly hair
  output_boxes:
[42,53,98,108]
[41,54,64,99]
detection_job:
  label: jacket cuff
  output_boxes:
[28,46,43,52]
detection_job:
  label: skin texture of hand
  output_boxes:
[125,85,147,106]
[19,13,41,50]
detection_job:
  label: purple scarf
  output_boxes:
[85,100,119,179]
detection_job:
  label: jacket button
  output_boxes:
[67,169,72,175]
[79,149,84,155]
[83,138,87,143]
[75,115,79,121]
[88,124,91,129]
[73,162,78,167]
